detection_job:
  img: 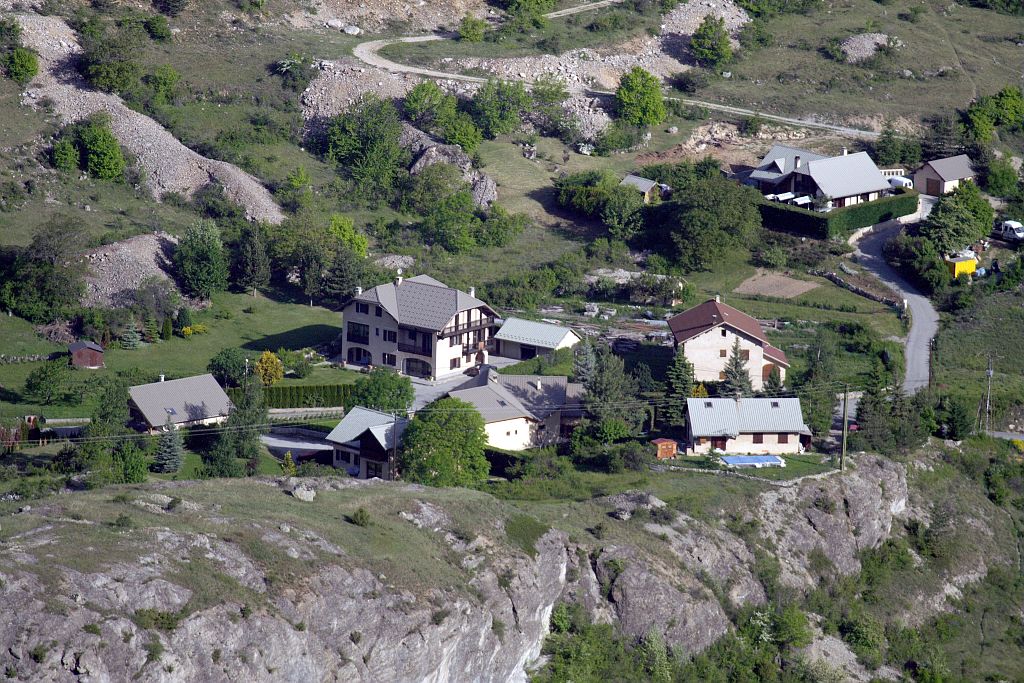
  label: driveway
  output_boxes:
[410,356,521,411]
[260,433,333,459]
[854,217,939,395]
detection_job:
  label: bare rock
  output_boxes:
[291,486,316,502]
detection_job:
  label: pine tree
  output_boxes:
[160,316,172,341]
[280,451,297,476]
[143,315,159,343]
[721,338,753,398]
[764,366,784,395]
[663,349,694,429]
[204,377,267,478]
[152,416,184,473]
[237,225,270,296]
[120,326,142,349]
[572,339,597,385]
[175,306,192,332]
[692,383,709,398]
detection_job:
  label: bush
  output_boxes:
[226,383,352,408]
[348,507,371,526]
[4,47,38,86]
[155,0,189,16]
[458,14,487,42]
[51,136,81,172]
[143,15,172,41]
[505,514,550,558]
[759,189,919,238]
[78,116,127,181]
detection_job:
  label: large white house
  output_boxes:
[686,398,811,455]
[448,365,584,451]
[668,297,788,391]
[340,274,498,381]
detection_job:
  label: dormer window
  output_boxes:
[721,328,727,337]
[771,401,780,408]
[704,401,712,408]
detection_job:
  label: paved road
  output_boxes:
[854,219,940,395]
[350,4,879,139]
[987,431,1024,441]
[260,434,333,458]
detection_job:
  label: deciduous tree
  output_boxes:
[348,368,414,413]
[254,350,284,386]
[175,220,228,299]
[614,67,665,127]
[691,15,733,67]
[400,397,489,487]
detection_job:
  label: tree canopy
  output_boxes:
[920,181,994,255]
[349,368,414,413]
[175,220,228,299]
[691,15,733,67]
[400,397,490,487]
[326,94,409,198]
[614,67,666,128]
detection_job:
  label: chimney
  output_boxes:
[715,294,720,303]
[395,268,403,287]
[841,147,848,156]
[794,155,801,169]
[469,286,476,298]
[159,374,165,382]
[534,379,542,391]
[354,286,362,296]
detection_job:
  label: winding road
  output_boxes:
[854,217,940,394]
[350,2,879,139]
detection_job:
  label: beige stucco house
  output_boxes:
[448,365,584,451]
[493,317,581,361]
[668,298,788,391]
[686,398,810,455]
[749,145,892,209]
[914,155,974,196]
[340,274,498,381]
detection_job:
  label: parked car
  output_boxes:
[993,220,1024,242]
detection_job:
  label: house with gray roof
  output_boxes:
[914,154,975,196]
[619,174,665,203]
[325,406,408,479]
[685,397,811,456]
[493,317,581,361]
[128,374,232,431]
[448,365,584,451]
[341,273,498,381]
[749,145,892,209]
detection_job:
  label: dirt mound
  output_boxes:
[82,232,179,309]
[301,59,420,122]
[15,14,284,225]
[662,0,748,44]
[636,121,810,167]
[286,0,488,32]
[840,33,900,64]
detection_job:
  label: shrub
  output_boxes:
[349,507,371,526]
[155,0,189,16]
[431,609,450,625]
[4,47,38,86]
[759,189,918,238]
[134,608,181,631]
[143,14,172,41]
[83,623,102,636]
[79,116,127,181]
[458,14,487,42]
[113,513,134,529]
[505,514,549,557]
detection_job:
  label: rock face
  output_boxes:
[402,124,498,208]
[1,457,995,682]
[15,13,284,224]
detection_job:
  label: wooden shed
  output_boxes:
[68,341,104,369]
[651,438,678,460]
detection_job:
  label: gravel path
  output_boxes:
[16,14,285,225]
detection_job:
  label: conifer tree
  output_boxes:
[764,366,784,395]
[160,316,172,341]
[152,416,184,473]
[721,338,753,398]
[663,349,694,429]
[237,225,270,297]
[120,326,142,349]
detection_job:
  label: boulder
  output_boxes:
[291,487,316,502]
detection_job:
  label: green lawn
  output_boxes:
[0,291,357,420]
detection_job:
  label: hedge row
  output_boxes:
[759,189,919,238]
[227,384,353,409]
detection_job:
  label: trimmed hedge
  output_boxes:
[227,384,353,409]
[759,189,919,238]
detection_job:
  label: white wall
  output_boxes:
[689,432,803,455]
[484,417,536,451]
[682,327,773,390]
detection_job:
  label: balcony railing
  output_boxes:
[397,342,432,357]
[440,316,496,338]
[346,334,369,346]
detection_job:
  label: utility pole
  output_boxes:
[985,356,994,433]
[840,384,849,472]
[389,411,398,481]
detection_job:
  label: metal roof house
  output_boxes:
[493,317,581,361]
[128,374,232,431]
[325,406,409,480]
[341,273,499,381]
[685,397,811,456]
[448,365,584,451]
[749,145,892,209]
[914,155,975,196]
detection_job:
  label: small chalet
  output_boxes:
[69,341,104,369]
[749,145,891,209]
[620,174,666,203]
[914,155,974,196]
[668,297,788,391]
[493,318,581,361]
[686,398,811,455]
[325,406,408,480]
[128,374,232,431]
[448,365,584,451]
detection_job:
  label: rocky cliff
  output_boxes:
[0,454,1007,682]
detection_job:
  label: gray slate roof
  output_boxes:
[687,398,810,438]
[620,174,658,193]
[69,340,103,353]
[923,154,974,182]
[449,365,585,422]
[129,374,231,428]
[353,274,494,332]
[494,318,580,350]
[325,406,408,450]
[794,151,890,198]
[749,145,828,184]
